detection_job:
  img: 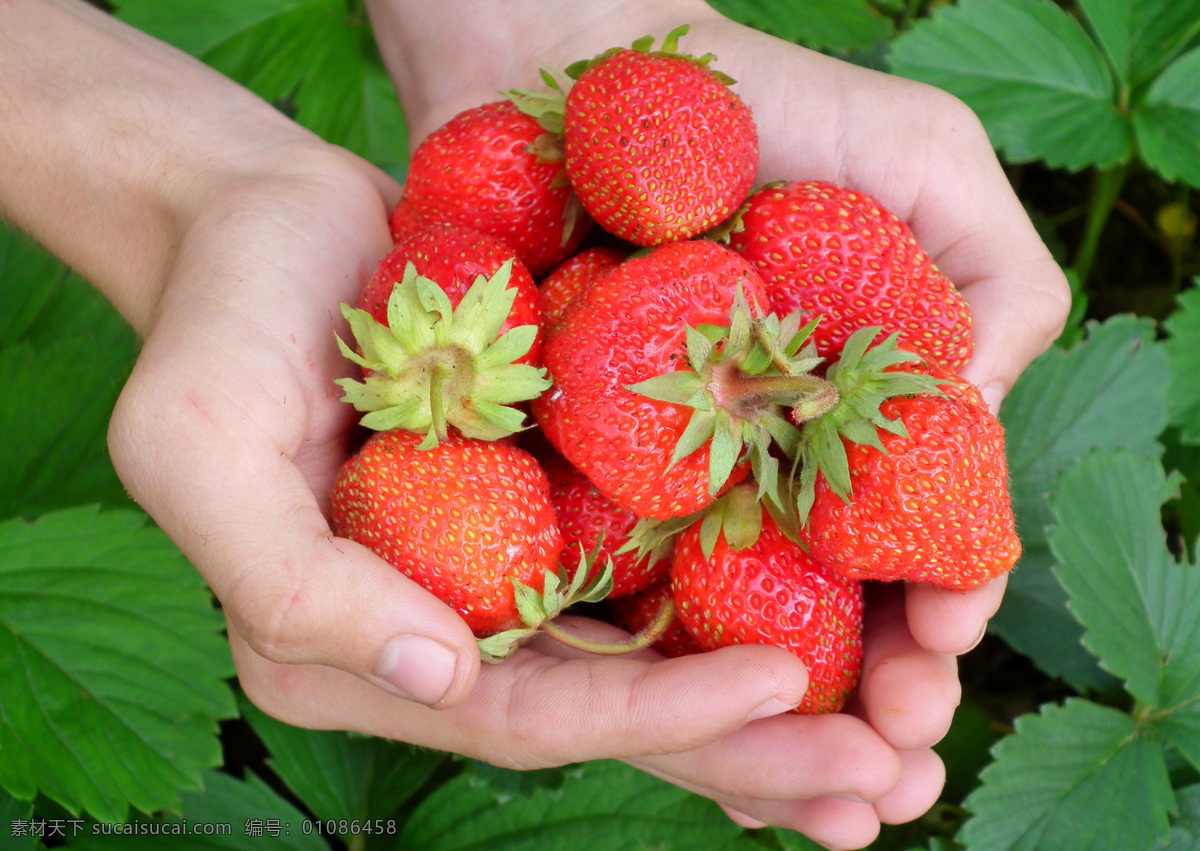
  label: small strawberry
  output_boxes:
[669,485,864,714]
[609,580,704,658]
[543,454,670,598]
[331,430,564,640]
[533,239,796,521]
[336,225,550,445]
[725,180,973,371]
[510,26,757,246]
[539,245,626,331]
[391,101,590,275]
[794,329,1020,589]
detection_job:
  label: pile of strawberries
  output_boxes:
[329,27,1020,715]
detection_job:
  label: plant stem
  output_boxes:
[1071,165,1128,290]
[539,598,677,655]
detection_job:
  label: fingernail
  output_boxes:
[374,635,458,705]
[746,696,801,722]
[964,621,989,653]
[981,382,1006,415]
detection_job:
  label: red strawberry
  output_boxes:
[331,430,563,637]
[670,488,864,714]
[392,101,590,275]
[726,180,973,371]
[511,26,757,247]
[544,454,670,598]
[335,225,550,444]
[539,246,626,331]
[795,332,1020,589]
[532,239,775,520]
[609,581,704,658]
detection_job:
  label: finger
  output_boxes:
[874,748,946,826]
[906,574,1007,655]
[229,629,812,768]
[852,585,960,751]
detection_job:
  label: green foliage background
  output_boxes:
[2,0,1199,849]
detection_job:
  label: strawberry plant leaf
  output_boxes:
[399,759,762,850]
[0,509,236,823]
[240,698,446,826]
[1166,285,1200,442]
[64,770,324,850]
[114,0,408,171]
[0,226,69,348]
[706,0,893,53]
[959,698,1173,851]
[1076,0,1200,87]
[888,0,1129,172]
[991,316,1169,690]
[1135,48,1200,191]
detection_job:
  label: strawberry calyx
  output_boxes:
[335,260,551,448]
[625,287,831,509]
[564,25,732,85]
[792,327,950,522]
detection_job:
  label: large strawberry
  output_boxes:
[391,101,589,275]
[336,225,550,445]
[532,239,820,521]
[543,454,670,598]
[725,180,973,371]
[539,245,626,331]
[510,26,757,246]
[669,486,864,714]
[794,329,1020,589]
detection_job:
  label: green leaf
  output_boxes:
[0,226,69,348]
[0,788,39,850]
[399,759,762,850]
[65,771,325,850]
[0,509,236,822]
[888,0,1129,172]
[991,316,1169,690]
[1166,286,1200,442]
[705,0,893,53]
[960,698,1173,851]
[1135,48,1200,190]
[241,698,446,826]
[114,0,408,169]
[1076,0,1200,87]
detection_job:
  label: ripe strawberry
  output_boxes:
[670,487,864,714]
[336,225,550,444]
[532,239,778,520]
[609,581,704,658]
[331,430,564,637]
[539,245,626,331]
[795,331,1020,589]
[725,180,973,371]
[510,26,757,246]
[544,454,670,598]
[391,101,590,275]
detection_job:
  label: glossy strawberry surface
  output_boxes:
[331,430,563,635]
[532,240,769,520]
[728,181,973,371]
[801,363,1020,589]
[671,510,864,714]
[392,101,589,275]
[563,49,757,246]
[539,246,626,331]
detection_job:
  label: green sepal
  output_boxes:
[504,67,570,135]
[564,24,734,86]
[695,484,765,559]
[334,261,551,446]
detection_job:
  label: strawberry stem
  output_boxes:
[538,597,678,656]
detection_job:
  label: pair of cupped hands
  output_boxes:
[94,2,1069,848]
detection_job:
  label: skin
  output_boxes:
[1,1,1069,849]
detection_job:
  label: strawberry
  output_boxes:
[544,454,670,598]
[669,486,864,714]
[391,101,590,275]
[794,330,1020,589]
[510,26,757,247]
[725,180,973,371]
[532,239,787,520]
[331,430,564,638]
[335,225,550,445]
[609,580,704,658]
[539,245,626,331]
